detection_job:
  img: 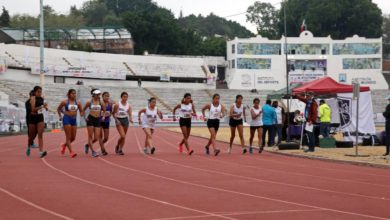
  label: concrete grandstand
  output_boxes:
[0,43,388,133]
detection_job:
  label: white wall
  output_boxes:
[0,68,215,89]
[227,31,388,90]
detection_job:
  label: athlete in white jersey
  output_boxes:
[113,92,133,155]
[173,93,196,155]
[228,95,247,154]
[201,94,227,156]
[249,98,263,154]
[138,97,163,155]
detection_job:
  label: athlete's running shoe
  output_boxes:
[30,143,38,148]
[60,143,66,155]
[150,147,156,155]
[242,148,247,154]
[91,151,99,157]
[40,151,47,158]
[188,149,194,156]
[205,146,210,155]
[26,147,31,157]
[178,144,183,153]
[249,146,253,154]
[115,146,119,154]
[143,148,150,155]
[101,150,108,156]
[259,147,264,154]
[214,149,221,156]
[70,152,77,158]
[118,150,125,156]
[84,144,89,154]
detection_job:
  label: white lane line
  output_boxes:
[156,132,390,201]
[162,129,390,179]
[42,156,236,219]
[151,209,325,220]
[161,130,390,189]
[0,187,74,220]
[133,129,390,220]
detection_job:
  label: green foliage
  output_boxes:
[247,0,383,39]
[0,6,10,27]
[6,0,247,56]
[246,2,279,39]
[10,14,39,28]
[68,40,93,52]
[178,13,253,38]
[384,14,390,59]
[200,37,227,57]
[122,8,187,55]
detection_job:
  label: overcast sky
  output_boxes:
[2,0,390,33]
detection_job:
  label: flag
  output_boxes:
[300,19,307,32]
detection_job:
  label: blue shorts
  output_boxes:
[63,115,77,126]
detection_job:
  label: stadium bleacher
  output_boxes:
[1,44,207,79]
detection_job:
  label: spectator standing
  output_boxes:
[319,100,332,138]
[297,93,318,152]
[261,99,276,148]
[272,101,285,145]
[383,95,390,156]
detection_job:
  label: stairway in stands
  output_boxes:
[142,87,173,112]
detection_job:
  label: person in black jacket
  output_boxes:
[383,95,390,156]
[25,90,37,148]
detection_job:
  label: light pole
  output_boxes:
[39,0,45,87]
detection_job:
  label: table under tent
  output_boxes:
[270,77,376,146]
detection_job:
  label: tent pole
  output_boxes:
[355,93,359,156]
[283,0,291,141]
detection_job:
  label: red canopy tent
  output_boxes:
[292,77,370,95]
[291,76,376,140]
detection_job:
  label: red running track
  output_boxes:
[0,127,390,220]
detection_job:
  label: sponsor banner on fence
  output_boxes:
[32,65,126,80]
[289,70,325,85]
[160,72,171,81]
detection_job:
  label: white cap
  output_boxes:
[92,90,102,95]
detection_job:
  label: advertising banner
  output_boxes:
[32,65,126,80]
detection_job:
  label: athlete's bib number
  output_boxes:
[147,115,156,124]
[69,105,77,111]
[182,110,191,118]
[233,111,242,120]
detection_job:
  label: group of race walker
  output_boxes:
[25,86,292,158]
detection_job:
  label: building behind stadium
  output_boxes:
[226,31,389,90]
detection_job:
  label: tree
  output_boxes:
[384,14,390,59]
[178,13,253,39]
[278,0,383,39]
[247,0,383,39]
[200,37,227,57]
[246,2,279,39]
[81,1,110,26]
[0,6,11,27]
[10,14,39,28]
[122,8,187,55]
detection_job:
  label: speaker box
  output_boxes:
[278,142,300,150]
[336,141,354,148]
